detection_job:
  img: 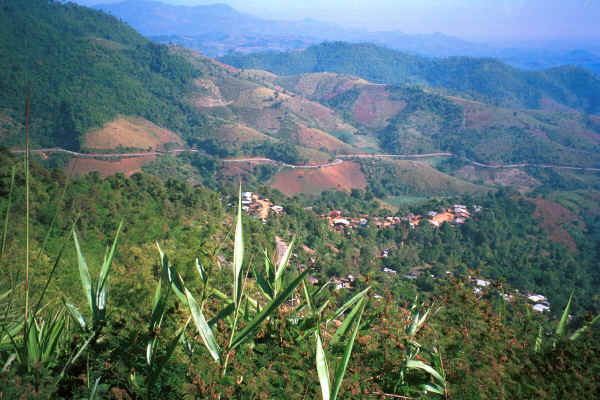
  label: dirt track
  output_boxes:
[10,148,600,172]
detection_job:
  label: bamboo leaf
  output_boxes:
[233,185,244,307]
[97,220,123,298]
[72,229,93,312]
[405,360,446,385]
[274,236,295,295]
[64,302,87,331]
[328,287,370,323]
[89,377,101,400]
[42,311,65,361]
[253,263,273,301]
[331,297,365,344]
[315,329,331,400]
[331,300,366,400]
[556,290,574,338]
[569,314,600,341]
[185,288,220,361]
[229,269,309,351]
[195,258,208,283]
[534,325,543,353]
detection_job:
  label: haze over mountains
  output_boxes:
[92,0,600,74]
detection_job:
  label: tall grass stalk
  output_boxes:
[1,165,16,261]
[24,86,31,321]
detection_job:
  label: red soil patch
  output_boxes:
[529,198,580,252]
[352,86,405,128]
[67,156,156,178]
[270,162,366,196]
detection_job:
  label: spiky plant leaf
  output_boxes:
[72,229,93,313]
[233,185,244,307]
[405,360,446,387]
[97,220,123,301]
[328,287,370,323]
[331,297,365,344]
[229,269,309,351]
[569,314,600,341]
[65,302,87,331]
[185,288,220,361]
[274,236,295,295]
[195,258,208,283]
[331,300,366,400]
[556,290,574,338]
[315,329,331,400]
[534,325,543,353]
[253,263,273,301]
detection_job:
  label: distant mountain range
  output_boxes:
[220,42,600,115]
[93,0,600,74]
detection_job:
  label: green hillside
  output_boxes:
[0,0,201,150]
[220,42,600,114]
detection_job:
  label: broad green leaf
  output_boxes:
[302,280,314,312]
[253,263,273,301]
[97,220,123,298]
[556,290,574,338]
[534,325,543,353]
[185,288,220,361]
[328,287,370,323]
[195,258,208,283]
[421,383,445,395]
[569,314,600,341]
[89,377,101,400]
[331,297,364,344]
[274,236,295,295]
[229,269,309,351]
[26,317,41,366]
[331,300,366,400]
[405,360,446,385]
[233,185,244,307]
[315,330,331,400]
[42,311,65,361]
[65,302,87,331]
[73,229,93,312]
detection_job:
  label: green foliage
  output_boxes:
[0,0,201,150]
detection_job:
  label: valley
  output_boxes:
[1,1,599,399]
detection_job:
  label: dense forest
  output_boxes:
[1,149,599,398]
[0,0,204,150]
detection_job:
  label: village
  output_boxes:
[234,196,550,314]
[323,204,482,232]
[240,191,284,221]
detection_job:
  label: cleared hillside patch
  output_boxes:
[84,116,183,150]
[529,197,581,252]
[270,161,366,196]
[67,156,157,177]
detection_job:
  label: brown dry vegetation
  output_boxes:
[67,156,156,177]
[455,165,540,193]
[292,125,352,152]
[352,85,406,128]
[529,197,581,252]
[269,161,366,196]
[219,124,274,145]
[84,116,183,150]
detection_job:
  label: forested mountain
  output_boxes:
[93,0,600,75]
[0,0,201,150]
[220,42,600,114]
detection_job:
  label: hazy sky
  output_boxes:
[76,0,600,42]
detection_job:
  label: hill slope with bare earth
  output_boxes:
[84,116,183,150]
[269,162,366,196]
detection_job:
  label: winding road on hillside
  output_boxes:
[10,148,600,172]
